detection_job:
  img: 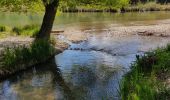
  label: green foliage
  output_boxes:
[118,0,130,8]
[2,39,56,71]
[0,0,170,12]
[12,24,40,37]
[126,2,170,12]
[59,0,130,11]
[0,24,39,38]
[120,44,170,100]
[120,75,158,100]
[0,0,44,12]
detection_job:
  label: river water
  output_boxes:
[0,12,170,100]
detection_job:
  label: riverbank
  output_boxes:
[0,36,69,80]
[120,44,170,99]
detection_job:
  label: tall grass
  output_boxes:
[0,24,40,38]
[12,24,39,37]
[1,39,56,74]
[120,44,170,100]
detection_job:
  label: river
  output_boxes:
[0,12,170,100]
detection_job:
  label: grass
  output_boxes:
[0,25,11,38]
[0,24,40,38]
[120,44,170,100]
[0,24,60,78]
[12,24,39,37]
[0,39,56,76]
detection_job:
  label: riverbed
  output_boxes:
[0,12,170,100]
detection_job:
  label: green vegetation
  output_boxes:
[126,2,170,12]
[59,0,130,12]
[120,44,170,100]
[0,0,60,78]
[59,0,170,12]
[0,0,59,39]
[0,39,56,76]
[0,0,44,12]
[1,0,170,13]
[12,25,39,37]
[0,24,39,38]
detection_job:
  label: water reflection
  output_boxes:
[0,60,74,100]
[0,56,126,100]
[55,49,130,100]
[58,64,123,100]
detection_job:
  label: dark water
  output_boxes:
[0,12,170,100]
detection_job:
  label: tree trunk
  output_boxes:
[37,2,58,39]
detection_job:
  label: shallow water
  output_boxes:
[0,12,170,100]
[1,11,170,28]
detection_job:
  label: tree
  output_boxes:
[37,0,59,39]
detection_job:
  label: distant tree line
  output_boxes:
[130,0,170,4]
[60,0,170,10]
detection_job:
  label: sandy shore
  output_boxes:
[0,36,69,55]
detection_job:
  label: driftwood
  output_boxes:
[137,31,170,37]
[137,31,154,36]
[159,34,170,37]
[51,30,64,35]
